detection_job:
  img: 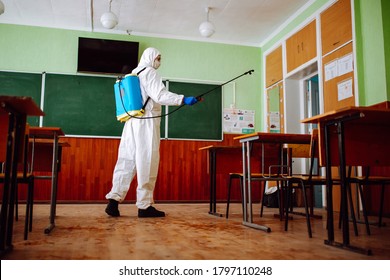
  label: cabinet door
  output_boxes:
[322,42,355,112]
[266,82,284,133]
[286,20,317,73]
[321,0,352,55]
[266,46,283,88]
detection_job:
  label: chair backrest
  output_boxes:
[286,143,311,158]
[308,129,320,176]
[285,129,318,158]
[283,142,310,176]
[284,129,319,176]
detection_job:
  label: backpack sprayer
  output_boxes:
[114,67,147,122]
[114,69,254,121]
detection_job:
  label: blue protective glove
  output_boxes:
[183,96,198,106]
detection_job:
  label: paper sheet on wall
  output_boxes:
[324,60,338,81]
[223,108,255,134]
[338,53,353,76]
[337,78,353,101]
[269,112,280,133]
[324,53,354,82]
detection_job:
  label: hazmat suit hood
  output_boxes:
[134,47,161,73]
[130,46,184,113]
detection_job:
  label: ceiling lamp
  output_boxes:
[101,0,118,29]
[0,1,5,15]
[199,7,215,38]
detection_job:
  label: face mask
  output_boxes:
[153,56,161,69]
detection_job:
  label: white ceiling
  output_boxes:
[0,0,313,46]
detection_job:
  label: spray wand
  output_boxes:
[131,69,255,119]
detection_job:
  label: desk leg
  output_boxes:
[241,142,270,233]
[45,132,59,234]
[208,150,213,214]
[0,113,25,254]
[323,122,371,255]
[0,116,13,252]
[338,122,350,246]
[6,116,25,249]
[324,123,335,244]
[242,143,248,222]
[1,115,15,253]
[247,141,253,223]
[208,150,222,217]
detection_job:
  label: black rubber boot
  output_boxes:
[138,206,165,218]
[105,199,120,217]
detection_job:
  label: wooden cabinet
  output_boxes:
[265,46,283,88]
[321,0,352,55]
[321,0,354,112]
[286,20,317,73]
[322,42,355,112]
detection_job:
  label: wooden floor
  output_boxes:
[2,203,390,260]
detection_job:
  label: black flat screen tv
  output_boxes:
[77,37,139,75]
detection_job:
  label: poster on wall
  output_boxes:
[337,78,353,101]
[223,108,255,134]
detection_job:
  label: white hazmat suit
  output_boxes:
[105,48,195,215]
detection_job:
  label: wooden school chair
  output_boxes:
[226,174,282,219]
[285,129,365,238]
[344,166,390,235]
[226,143,286,219]
[284,129,330,238]
[326,166,367,238]
[0,117,35,241]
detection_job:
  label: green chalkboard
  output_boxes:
[43,74,221,139]
[0,71,42,126]
[1,71,222,139]
[43,73,124,136]
[167,81,222,140]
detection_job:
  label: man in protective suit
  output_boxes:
[105,47,198,218]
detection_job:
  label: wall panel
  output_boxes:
[17,134,264,204]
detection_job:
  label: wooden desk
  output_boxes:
[302,106,390,255]
[0,96,44,254]
[29,127,65,234]
[199,145,242,216]
[234,132,311,232]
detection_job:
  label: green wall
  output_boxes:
[355,0,388,105]
[382,0,390,100]
[0,24,262,131]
